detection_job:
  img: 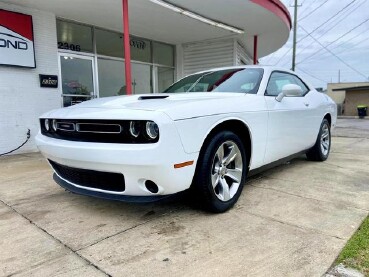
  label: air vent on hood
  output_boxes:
[138,95,169,100]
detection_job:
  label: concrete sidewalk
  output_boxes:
[1,136,369,276]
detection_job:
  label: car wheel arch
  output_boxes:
[324,113,332,127]
[199,118,253,171]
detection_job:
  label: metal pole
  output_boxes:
[338,69,341,83]
[122,0,132,95]
[291,0,298,71]
[253,35,258,65]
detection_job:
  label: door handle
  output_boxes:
[304,102,310,107]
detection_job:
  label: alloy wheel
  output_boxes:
[211,141,243,201]
[320,123,330,156]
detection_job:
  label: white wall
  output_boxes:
[178,38,252,78]
[0,2,59,155]
[235,41,253,65]
[181,38,235,76]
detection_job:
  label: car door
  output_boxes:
[264,71,316,164]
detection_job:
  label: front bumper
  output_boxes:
[53,174,175,202]
[36,122,198,198]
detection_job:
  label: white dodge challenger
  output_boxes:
[36,66,337,213]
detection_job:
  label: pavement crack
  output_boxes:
[0,198,112,277]
[75,209,177,252]
[323,162,346,169]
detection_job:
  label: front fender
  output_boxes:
[173,113,268,170]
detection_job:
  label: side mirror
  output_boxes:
[276,84,303,102]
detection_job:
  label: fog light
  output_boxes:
[145,121,159,140]
[44,119,50,131]
[145,180,159,194]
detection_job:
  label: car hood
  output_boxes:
[63,93,250,120]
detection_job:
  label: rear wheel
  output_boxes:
[191,131,247,213]
[306,118,331,161]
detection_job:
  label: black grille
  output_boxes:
[40,119,159,144]
[49,160,125,192]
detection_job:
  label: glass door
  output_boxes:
[59,54,96,107]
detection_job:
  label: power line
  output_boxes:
[298,25,368,80]
[274,0,358,66]
[329,27,369,52]
[332,35,369,56]
[315,0,365,37]
[292,0,367,59]
[298,0,357,39]
[299,0,319,18]
[297,18,369,65]
[296,66,329,83]
[299,0,329,21]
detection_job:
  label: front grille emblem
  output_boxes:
[56,122,76,132]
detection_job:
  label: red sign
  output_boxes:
[0,9,35,68]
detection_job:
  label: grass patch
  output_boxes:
[336,216,369,275]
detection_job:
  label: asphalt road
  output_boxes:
[1,119,369,276]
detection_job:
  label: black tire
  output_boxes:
[306,118,331,161]
[191,130,247,213]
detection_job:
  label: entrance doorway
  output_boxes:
[59,53,97,107]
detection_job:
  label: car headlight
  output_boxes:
[44,119,50,131]
[52,119,57,131]
[129,121,141,138]
[145,121,159,140]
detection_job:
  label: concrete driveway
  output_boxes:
[333,118,369,138]
[1,119,369,276]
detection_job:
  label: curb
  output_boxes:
[325,264,364,277]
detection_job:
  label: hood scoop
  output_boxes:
[138,95,169,100]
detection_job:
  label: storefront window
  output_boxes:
[153,42,174,67]
[98,58,152,97]
[96,29,151,63]
[57,20,93,53]
[131,63,152,94]
[97,58,125,98]
[57,19,173,100]
[158,67,175,92]
[60,55,95,107]
[131,36,151,63]
[96,28,124,58]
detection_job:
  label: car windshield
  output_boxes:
[163,68,264,94]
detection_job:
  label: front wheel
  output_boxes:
[191,131,247,213]
[306,118,331,161]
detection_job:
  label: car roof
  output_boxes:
[179,65,315,91]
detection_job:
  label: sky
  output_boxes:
[259,0,369,89]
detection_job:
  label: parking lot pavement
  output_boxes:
[333,118,369,138]
[1,125,369,276]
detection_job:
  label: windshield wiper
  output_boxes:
[185,71,214,92]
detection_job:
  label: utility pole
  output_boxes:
[338,69,341,83]
[291,0,301,71]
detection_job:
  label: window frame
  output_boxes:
[264,70,311,97]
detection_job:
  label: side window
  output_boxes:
[266,72,308,96]
[291,75,309,95]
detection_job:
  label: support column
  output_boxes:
[122,0,132,95]
[253,35,258,65]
